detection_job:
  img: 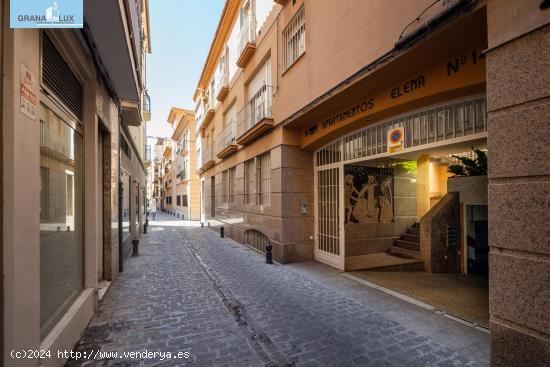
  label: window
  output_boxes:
[182,194,188,207]
[222,170,229,204]
[282,5,305,72]
[244,159,254,204]
[222,167,236,204]
[177,195,181,206]
[229,167,236,204]
[256,152,271,205]
[40,103,83,334]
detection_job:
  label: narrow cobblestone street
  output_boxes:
[69,213,489,367]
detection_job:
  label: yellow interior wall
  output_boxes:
[416,155,431,218]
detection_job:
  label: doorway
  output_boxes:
[466,205,488,276]
[97,129,105,280]
[314,166,343,269]
[210,176,215,217]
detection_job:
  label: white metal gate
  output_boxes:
[314,166,344,269]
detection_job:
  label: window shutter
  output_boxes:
[42,33,84,120]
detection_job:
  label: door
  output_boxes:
[97,131,104,280]
[314,166,343,269]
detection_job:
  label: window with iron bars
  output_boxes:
[255,152,271,205]
[222,167,236,205]
[229,167,236,204]
[282,5,305,72]
[244,158,255,204]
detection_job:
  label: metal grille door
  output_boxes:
[315,167,342,268]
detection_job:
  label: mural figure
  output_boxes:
[344,165,394,224]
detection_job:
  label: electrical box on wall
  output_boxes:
[301,200,308,215]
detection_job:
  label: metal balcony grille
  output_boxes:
[42,33,83,120]
[237,84,272,138]
[217,120,237,153]
[237,14,256,58]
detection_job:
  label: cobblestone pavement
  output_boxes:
[69,213,489,366]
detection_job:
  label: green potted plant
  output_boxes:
[447,147,487,177]
[447,147,488,205]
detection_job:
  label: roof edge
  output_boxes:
[192,0,240,101]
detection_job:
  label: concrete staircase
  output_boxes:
[388,222,421,260]
[344,223,425,272]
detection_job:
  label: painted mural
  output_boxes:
[344,165,394,224]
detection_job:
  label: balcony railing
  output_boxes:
[216,65,229,102]
[197,143,215,173]
[176,169,188,182]
[237,84,273,142]
[237,15,256,67]
[202,143,213,164]
[217,120,237,158]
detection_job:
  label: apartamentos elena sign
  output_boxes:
[10,0,83,28]
[301,47,486,149]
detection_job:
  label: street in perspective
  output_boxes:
[1,0,550,366]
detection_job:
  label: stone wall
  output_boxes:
[486,2,550,364]
[203,144,314,263]
[419,192,460,273]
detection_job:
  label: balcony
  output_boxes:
[195,97,215,135]
[203,97,215,126]
[236,15,256,68]
[216,68,229,102]
[176,170,189,184]
[144,145,152,167]
[196,144,215,174]
[216,121,238,159]
[176,141,188,157]
[237,84,273,146]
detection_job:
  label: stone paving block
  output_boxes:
[67,213,489,366]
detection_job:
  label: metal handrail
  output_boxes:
[237,84,272,138]
[237,14,256,57]
[217,120,237,153]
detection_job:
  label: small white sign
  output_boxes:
[387,127,404,153]
[20,64,36,120]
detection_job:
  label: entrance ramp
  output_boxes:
[345,253,424,272]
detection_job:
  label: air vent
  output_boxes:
[42,33,83,120]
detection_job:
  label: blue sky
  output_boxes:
[146,0,225,139]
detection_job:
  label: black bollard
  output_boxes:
[132,239,139,256]
[201,222,204,227]
[143,223,148,234]
[265,243,273,264]
[220,226,225,238]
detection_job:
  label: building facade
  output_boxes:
[193,0,550,364]
[1,1,151,366]
[165,108,201,220]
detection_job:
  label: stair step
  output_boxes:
[394,239,420,251]
[400,233,420,243]
[389,246,420,259]
[411,222,420,229]
[407,228,420,236]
